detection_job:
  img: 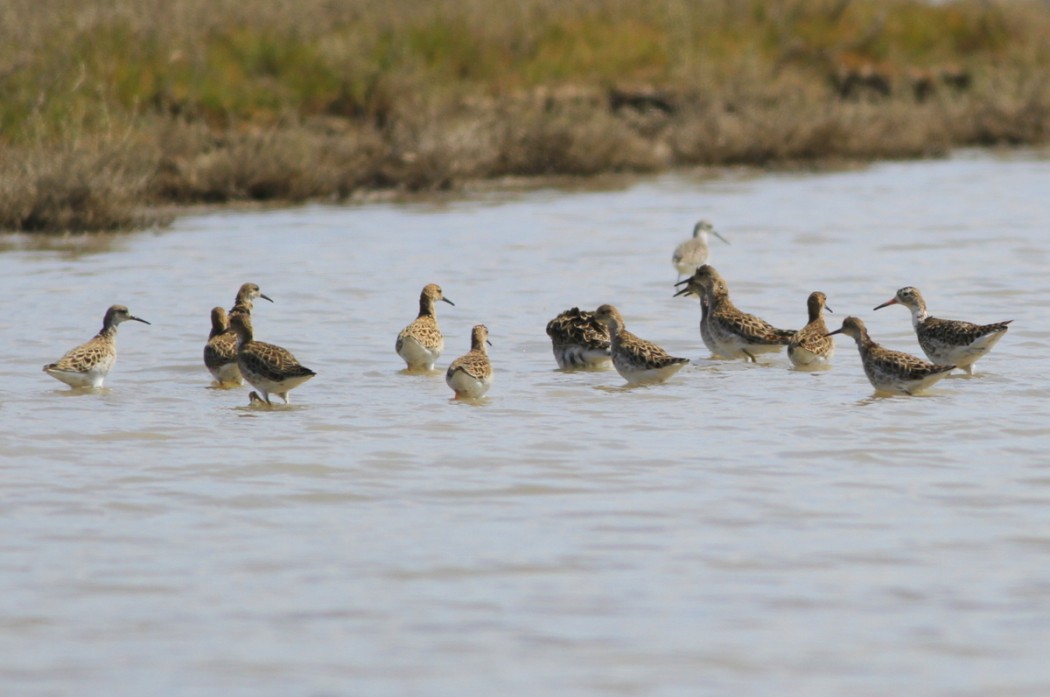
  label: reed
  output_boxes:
[2,0,1049,231]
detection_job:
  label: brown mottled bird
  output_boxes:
[396,283,454,371]
[545,307,611,369]
[593,304,689,385]
[229,312,315,405]
[446,324,493,399]
[204,282,273,385]
[788,291,835,368]
[44,305,150,389]
[680,265,795,362]
[827,316,955,395]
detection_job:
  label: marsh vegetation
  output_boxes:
[2,0,1049,232]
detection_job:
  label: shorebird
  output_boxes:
[873,286,1011,375]
[203,306,240,385]
[203,282,273,385]
[593,304,689,385]
[545,307,611,369]
[788,291,835,368]
[673,273,717,357]
[672,219,728,280]
[397,283,454,371]
[446,324,493,399]
[229,312,315,405]
[43,305,150,388]
[827,316,955,395]
[679,265,795,362]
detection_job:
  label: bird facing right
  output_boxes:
[397,283,454,371]
[826,316,955,396]
[671,219,728,280]
[446,324,493,399]
[788,291,835,368]
[203,282,273,386]
[44,305,150,389]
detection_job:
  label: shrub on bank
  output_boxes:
[1,0,1049,232]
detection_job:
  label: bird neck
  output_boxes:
[230,301,252,317]
[709,290,733,314]
[418,295,436,318]
[909,304,928,327]
[232,322,253,346]
[856,328,877,352]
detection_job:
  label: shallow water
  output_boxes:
[2,150,1050,696]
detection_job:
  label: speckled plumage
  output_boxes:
[397,283,454,371]
[545,307,611,369]
[446,325,493,399]
[673,273,717,357]
[671,220,728,279]
[686,265,795,362]
[788,291,835,368]
[43,305,150,389]
[203,283,273,386]
[593,304,689,385]
[827,316,955,395]
[203,306,242,385]
[874,286,1011,375]
[229,312,315,405]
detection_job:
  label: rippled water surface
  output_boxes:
[3,151,1050,696]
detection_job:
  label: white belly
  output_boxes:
[45,362,112,389]
[398,336,443,370]
[788,344,835,368]
[446,370,492,399]
[613,356,688,385]
[209,361,244,386]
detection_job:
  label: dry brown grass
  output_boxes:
[2,0,1050,232]
[0,140,163,232]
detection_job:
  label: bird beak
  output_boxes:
[443,298,455,306]
[711,230,729,245]
[873,298,898,311]
[826,305,833,314]
[260,293,274,303]
[131,316,151,325]
[673,286,695,298]
[486,339,493,347]
[824,328,843,337]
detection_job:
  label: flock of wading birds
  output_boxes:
[41,220,1012,403]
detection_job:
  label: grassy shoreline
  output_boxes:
[3,0,1050,233]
